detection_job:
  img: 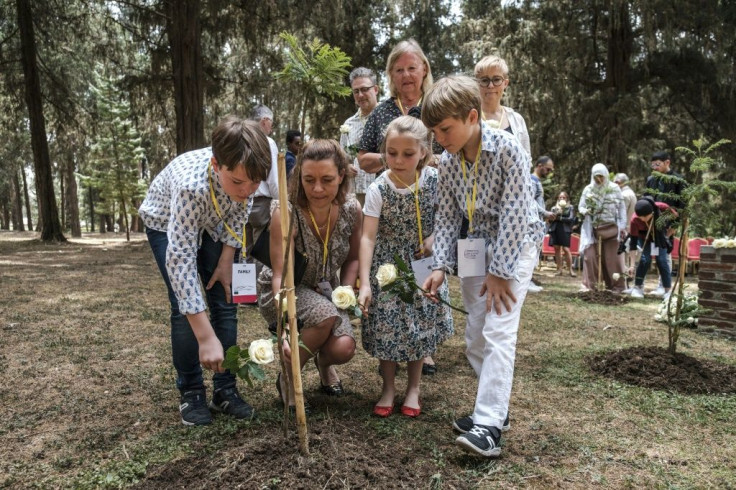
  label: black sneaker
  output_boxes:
[179,389,212,426]
[455,424,502,457]
[453,414,510,434]
[209,387,255,420]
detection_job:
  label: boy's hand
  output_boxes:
[207,247,235,302]
[199,335,225,372]
[423,270,446,303]
[479,274,516,315]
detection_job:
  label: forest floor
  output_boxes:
[1,230,735,489]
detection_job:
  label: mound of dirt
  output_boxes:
[574,290,630,305]
[587,346,736,395]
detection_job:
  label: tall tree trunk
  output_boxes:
[166,0,205,155]
[11,170,24,231]
[65,159,81,237]
[59,165,65,229]
[16,0,65,242]
[21,165,33,230]
[88,185,95,232]
[1,199,9,229]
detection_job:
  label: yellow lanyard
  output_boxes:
[208,163,246,251]
[396,96,422,115]
[460,141,482,233]
[307,205,331,270]
[390,170,424,250]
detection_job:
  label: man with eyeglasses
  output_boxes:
[339,67,379,206]
[643,151,687,297]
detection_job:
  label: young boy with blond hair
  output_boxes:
[421,75,544,457]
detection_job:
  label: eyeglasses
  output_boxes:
[352,85,375,96]
[477,76,507,88]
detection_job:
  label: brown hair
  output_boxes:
[289,139,351,208]
[421,75,481,129]
[386,39,433,98]
[380,116,432,172]
[211,115,271,182]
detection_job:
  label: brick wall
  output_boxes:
[698,245,736,338]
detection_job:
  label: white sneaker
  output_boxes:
[630,287,644,299]
[578,285,590,293]
[650,286,666,298]
[622,287,634,294]
[528,283,543,293]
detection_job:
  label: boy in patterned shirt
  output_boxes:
[139,116,271,426]
[421,76,544,457]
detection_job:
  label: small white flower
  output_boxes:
[713,238,727,248]
[727,239,736,248]
[612,273,621,281]
[376,263,399,288]
[273,292,296,314]
[248,339,275,365]
[654,314,663,322]
[687,317,695,324]
[331,285,357,309]
[339,124,350,134]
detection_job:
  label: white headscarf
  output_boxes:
[578,163,625,252]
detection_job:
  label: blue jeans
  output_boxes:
[146,228,237,393]
[635,243,671,289]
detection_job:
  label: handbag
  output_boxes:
[594,223,618,240]
[249,209,309,285]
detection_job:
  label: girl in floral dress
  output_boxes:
[358,116,453,418]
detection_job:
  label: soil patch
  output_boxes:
[574,290,630,305]
[587,346,736,395]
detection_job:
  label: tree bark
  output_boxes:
[16,0,65,242]
[64,159,81,237]
[21,165,33,230]
[166,0,205,155]
[11,170,24,231]
[88,185,95,232]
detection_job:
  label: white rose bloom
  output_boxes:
[273,292,295,313]
[376,263,399,288]
[612,273,621,281]
[727,239,736,248]
[654,314,663,322]
[339,124,350,134]
[713,238,727,248]
[248,339,275,365]
[687,317,695,324]
[332,285,357,309]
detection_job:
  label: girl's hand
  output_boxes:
[279,331,292,364]
[358,284,372,317]
[479,274,516,315]
[423,270,446,303]
[199,335,225,373]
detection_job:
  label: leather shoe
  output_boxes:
[320,381,345,397]
[421,363,437,376]
[372,404,394,418]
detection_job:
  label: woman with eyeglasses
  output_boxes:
[474,55,531,159]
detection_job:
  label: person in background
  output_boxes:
[527,156,556,292]
[613,172,637,276]
[644,151,687,297]
[549,191,576,277]
[340,67,379,207]
[139,116,271,426]
[577,163,627,293]
[251,104,274,136]
[285,129,302,178]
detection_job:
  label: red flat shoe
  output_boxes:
[400,401,422,418]
[372,404,394,418]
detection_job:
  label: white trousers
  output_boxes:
[460,243,536,429]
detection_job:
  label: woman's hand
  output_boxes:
[479,274,516,315]
[358,284,372,317]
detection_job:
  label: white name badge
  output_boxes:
[650,242,659,255]
[411,257,434,287]
[317,280,333,299]
[232,263,257,303]
[457,238,487,278]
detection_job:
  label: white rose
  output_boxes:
[558,199,567,208]
[612,273,621,281]
[727,239,736,248]
[713,238,727,248]
[331,285,357,309]
[654,314,663,322]
[273,292,296,314]
[376,263,399,288]
[248,339,274,365]
[687,317,695,324]
[339,124,350,134]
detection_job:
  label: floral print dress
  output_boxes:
[258,198,360,339]
[362,167,454,361]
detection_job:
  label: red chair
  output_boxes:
[671,237,680,261]
[687,238,708,274]
[570,234,581,270]
[542,234,555,258]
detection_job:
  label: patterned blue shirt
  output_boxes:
[432,122,545,280]
[139,148,251,314]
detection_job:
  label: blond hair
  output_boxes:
[474,55,509,78]
[386,39,433,98]
[421,75,481,129]
[380,116,433,172]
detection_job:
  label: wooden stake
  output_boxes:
[276,153,309,454]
